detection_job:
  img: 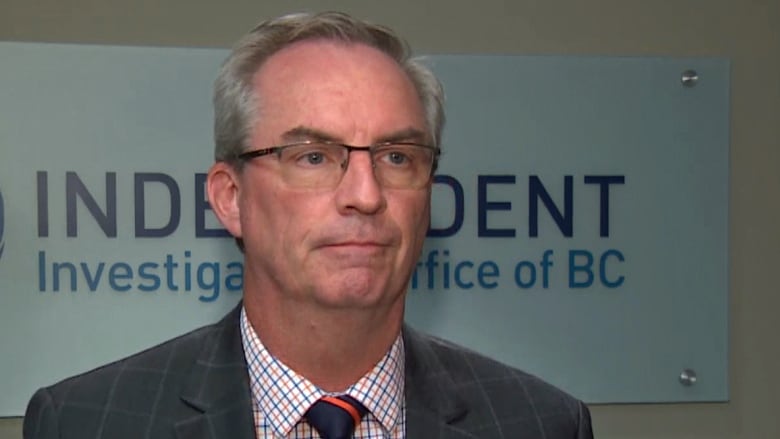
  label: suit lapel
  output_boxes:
[169,311,478,438]
[175,305,256,439]
[403,326,478,439]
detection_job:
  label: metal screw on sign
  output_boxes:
[679,368,698,386]
[681,70,699,87]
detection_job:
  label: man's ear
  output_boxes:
[206,162,242,238]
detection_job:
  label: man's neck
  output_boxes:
[243,291,404,392]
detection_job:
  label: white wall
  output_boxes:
[1,0,778,437]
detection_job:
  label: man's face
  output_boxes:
[228,40,431,310]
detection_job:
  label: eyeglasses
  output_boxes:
[236,140,440,189]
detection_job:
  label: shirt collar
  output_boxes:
[240,306,405,436]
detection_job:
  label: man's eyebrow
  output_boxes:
[375,128,429,144]
[280,126,429,145]
[281,126,338,143]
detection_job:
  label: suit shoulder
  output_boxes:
[407,328,586,414]
[33,312,231,412]
[24,307,248,439]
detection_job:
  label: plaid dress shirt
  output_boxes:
[240,307,406,438]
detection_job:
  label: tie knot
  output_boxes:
[305,395,368,439]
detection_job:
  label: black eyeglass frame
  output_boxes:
[235,140,441,173]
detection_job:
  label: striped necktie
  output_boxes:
[305,395,368,439]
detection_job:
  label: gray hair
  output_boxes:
[213,11,445,164]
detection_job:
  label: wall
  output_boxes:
[1,0,778,437]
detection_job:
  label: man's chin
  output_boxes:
[311,270,399,309]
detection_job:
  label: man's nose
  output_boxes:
[334,150,385,215]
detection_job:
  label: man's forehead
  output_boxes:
[252,39,406,88]
[280,125,428,144]
[248,38,427,144]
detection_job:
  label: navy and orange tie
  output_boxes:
[305,395,368,439]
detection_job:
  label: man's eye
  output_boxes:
[302,151,325,165]
[387,151,409,165]
[377,148,414,167]
[286,145,337,167]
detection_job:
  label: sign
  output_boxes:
[0,42,729,414]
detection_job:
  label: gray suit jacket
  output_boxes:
[24,305,593,438]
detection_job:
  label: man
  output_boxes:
[24,11,593,439]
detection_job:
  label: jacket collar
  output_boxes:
[175,305,256,439]
[171,306,478,439]
[403,325,478,439]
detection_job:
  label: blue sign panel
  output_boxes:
[0,42,729,414]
